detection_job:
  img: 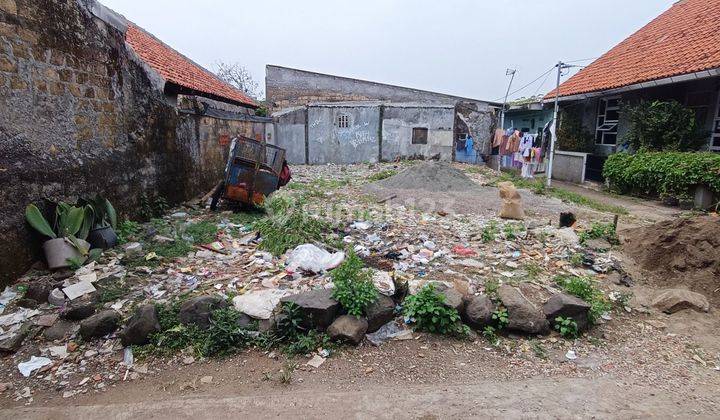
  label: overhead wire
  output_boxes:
[492,65,556,102]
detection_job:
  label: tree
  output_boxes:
[215,61,261,99]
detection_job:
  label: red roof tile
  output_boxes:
[546,0,720,99]
[125,24,256,107]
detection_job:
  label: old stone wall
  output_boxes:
[382,105,454,161]
[0,0,247,285]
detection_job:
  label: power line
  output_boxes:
[492,65,555,102]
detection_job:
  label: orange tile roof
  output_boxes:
[546,0,720,99]
[125,24,256,107]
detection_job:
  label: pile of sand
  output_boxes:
[622,216,720,303]
[369,161,475,192]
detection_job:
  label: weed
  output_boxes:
[525,262,543,280]
[98,282,129,304]
[482,326,500,346]
[531,341,548,359]
[184,221,219,244]
[555,275,612,324]
[285,330,331,356]
[484,279,500,299]
[330,250,378,317]
[481,220,499,243]
[465,166,483,174]
[579,221,619,245]
[153,240,194,259]
[492,308,509,330]
[403,283,468,337]
[503,222,523,240]
[139,193,169,220]
[554,316,579,339]
[253,194,330,256]
[228,209,265,227]
[117,220,142,244]
[280,361,298,385]
[569,252,585,267]
[367,169,398,182]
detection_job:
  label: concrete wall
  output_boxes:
[307,104,380,164]
[382,105,454,161]
[551,151,588,184]
[272,107,307,164]
[0,0,256,285]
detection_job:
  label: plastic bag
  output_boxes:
[285,244,345,273]
[498,181,525,220]
[18,356,52,377]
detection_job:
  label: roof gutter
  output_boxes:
[544,67,720,103]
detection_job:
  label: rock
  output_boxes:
[25,281,52,303]
[498,285,549,334]
[555,228,579,246]
[463,295,496,329]
[16,298,38,309]
[79,310,121,339]
[437,286,464,313]
[280,289,340,330]
[61,302,96,321]
[200,375,213,384]
[328,315,368,345]
[236,313,255,329]
[178,295,228,328]
[43,320,77,341]
[232,289,288,320]
[0,322,32,353]
[123,242,143,259]
[365,295,395,333]
[120,305,161,346]
[585,238,612,252]
[543,293,592,332]
[651,289,710,314]
[372,271,395,296]
[48,288,66,306]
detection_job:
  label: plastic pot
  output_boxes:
[88,226,118,249]
[42,238,89,270]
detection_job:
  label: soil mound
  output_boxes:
[622,216,720,304]
[370,161,475,192]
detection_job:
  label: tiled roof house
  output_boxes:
[544,0,720,180]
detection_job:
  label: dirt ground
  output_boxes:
[1,162,718,418]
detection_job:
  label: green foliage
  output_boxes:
[285,330,331,356]
[330,251,378,317]
[555,275,612,324]
[492,308,509,330]
[403,284,468,337]
[79,195,117,230]
[554,316,579,339]
[524,262,542,280]
[254,194,330,256]
[153,240,194,259]
[556,108,596,153]
[367,169,398,182]
[603,151,720,198]
[184,221,219,244]
[55,202,88,239]
[482,326,500,346]
[117,220,142,244]
[255,106,269,117]
[139,193,169,220]
[484,279,499,299]
[569,252,585,267]
[623,100,706,152]
[503,223,524,240]
[481,220,499,242]
[25,204,56,238]
[531,341,548,359]
[267,302,332,356]
[578,221,618,245]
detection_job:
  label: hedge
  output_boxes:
[603,152,720,198]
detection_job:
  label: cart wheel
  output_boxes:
[209,183,223,211]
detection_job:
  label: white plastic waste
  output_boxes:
[350,221,372,230]
[232,289,289,319]
[62,281,96,300]
[0,287,18,315]
[372,271,395,297]
[18,356,52,377]
[0,308,40,327]
[285,244,345,274]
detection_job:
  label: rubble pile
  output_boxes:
[0,162,642,402]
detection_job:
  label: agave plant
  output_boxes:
[25,202,92,240]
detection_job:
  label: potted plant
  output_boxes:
[25,202,96,270]
[80,195,118,249]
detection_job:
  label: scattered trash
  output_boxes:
[565,350,578,360]
[232,289,289,319]
[200,375,213,384]
[123,347,134,367]
[350,221,372,230]
[17,356,52,377]
[48,289,66,306]
[365,321,413,346]
[48,345,68,358]
[62,281,96,300]
[307,354,326,368]
[285,244,345,273]
[451,245,476,256]
[0,287,18,314]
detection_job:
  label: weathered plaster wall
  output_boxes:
[382,105,454,161]
[0,0,248,285]
[455,102,496,156]
[307,104,380,164]
[271,107,307,164]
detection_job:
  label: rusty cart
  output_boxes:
[209,136,287,210]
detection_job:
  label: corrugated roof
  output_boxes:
[546,0,720,99]
[125,24,256,107]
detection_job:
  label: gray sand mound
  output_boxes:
[370,161,475,192]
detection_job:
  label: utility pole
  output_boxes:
[546,61,571,187]
[499,69,516,131]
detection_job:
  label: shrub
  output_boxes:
[403,284,468,336]
[554,316,579,339]
[253,194,330,255]
[603,151,720,198]
[578,221,618,245]
[330,250,378,317]
[622,100,706,152]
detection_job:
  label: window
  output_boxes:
[412,127,428,145]
[337,114,350,128]
[712,92,720,151]
[596,97,620,145]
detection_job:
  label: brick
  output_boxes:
[34,79,46,92]
[0,55,16,72]
[0,0,17,14]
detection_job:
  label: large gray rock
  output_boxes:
[498,285,549,334]
[651,289,709,314]
[178,295,228,328]
[0,322,32,353]
[43,320,77,341]
[280,289,340,330]
[80,310,121,339]
[365,295,395,333]
[61,302,96,321]
[328,315,368,345]
[463,295,496,329]
[543,293,591,332]
[25,281,52,303]
[438,286,464,313]
[120,305,161,346]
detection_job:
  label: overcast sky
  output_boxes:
[101,0,672,102]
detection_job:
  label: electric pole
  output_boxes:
[499,69,516,131]
[546,61,571,187]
